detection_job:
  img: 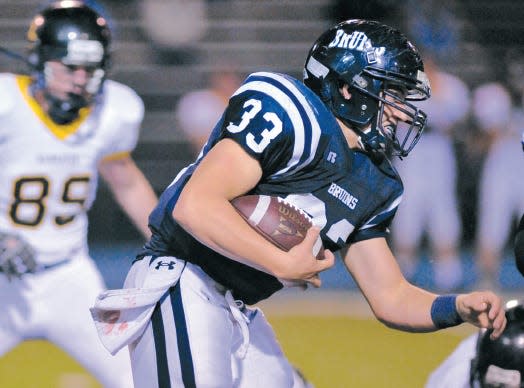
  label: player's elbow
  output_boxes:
[369,293,427,332]
[172,191,198,229]
[370,304,399,328]
[375,312,426,332]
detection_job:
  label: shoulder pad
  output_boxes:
[102,80,144,124]
[0,73,17,116]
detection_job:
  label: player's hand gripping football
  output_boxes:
[278,226,335,288]
[456,292,507,339]
[0,232,37,280]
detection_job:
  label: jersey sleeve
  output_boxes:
[218,73,317,178]
[100,81,144,159]
[0,74,17,120]
[350,189,402,243]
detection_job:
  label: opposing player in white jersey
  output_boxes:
[0,2,157,387]
[91,20,506,388]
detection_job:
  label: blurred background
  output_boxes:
[2,0,524,387]
[1,0,521,292]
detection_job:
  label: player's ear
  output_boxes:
[338,83,352,100]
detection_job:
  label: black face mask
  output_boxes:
[44,91,88,124]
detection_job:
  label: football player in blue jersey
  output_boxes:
[92,19,506,388]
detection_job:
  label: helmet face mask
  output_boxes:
[376,87,428,157]
[41,60,105,124]
[304,19,431,158]
[27,1,111,124]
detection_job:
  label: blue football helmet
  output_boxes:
[303,19,431,158]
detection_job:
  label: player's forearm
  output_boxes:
[115,182,157,239]
[345,239,440,332]
[371,283,439,332]
[172,193,289,276]
[171,139,296,277]
[107,173,157,239]
[369,284,505,337]
[100,157,158,240]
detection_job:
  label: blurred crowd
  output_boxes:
[2,1,523,386]
[65,0,524,293]
[385,0,524,292]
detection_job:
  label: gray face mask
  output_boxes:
[43,91,88,124]
[40,63,105,124]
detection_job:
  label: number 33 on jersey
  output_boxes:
[222,71,403,252]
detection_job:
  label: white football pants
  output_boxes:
[0,254,134,388]
[125,257,309,388]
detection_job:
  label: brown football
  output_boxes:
[231,195,324,259]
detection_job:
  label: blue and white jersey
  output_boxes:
[143,72,403,304]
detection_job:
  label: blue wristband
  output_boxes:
[430,295,464,329]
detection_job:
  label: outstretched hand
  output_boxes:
[456,291,507,339]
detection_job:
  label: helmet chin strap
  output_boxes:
[36,63,92,124]
[350,116,387,154]
[337,115,386,162]
[44,91,88,124]
[343,107,406,160]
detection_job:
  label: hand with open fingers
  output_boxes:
[277,227,335,288]
[456,292,507,339]
[0,231,37,280]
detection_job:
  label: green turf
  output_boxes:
[0,340,100,388]
[269,315,470,388]
[0,316,469,388]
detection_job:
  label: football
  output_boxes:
[231,195,324,259]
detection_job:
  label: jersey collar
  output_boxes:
[16,75,92,140]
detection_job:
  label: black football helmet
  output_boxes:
[303,19,431,158]
[26,1,111,124]
[470,300,524,387]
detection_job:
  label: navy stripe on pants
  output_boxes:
[151,283,196,388]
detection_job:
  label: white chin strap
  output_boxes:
[43,62,105,98]
[86,68,105,95]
